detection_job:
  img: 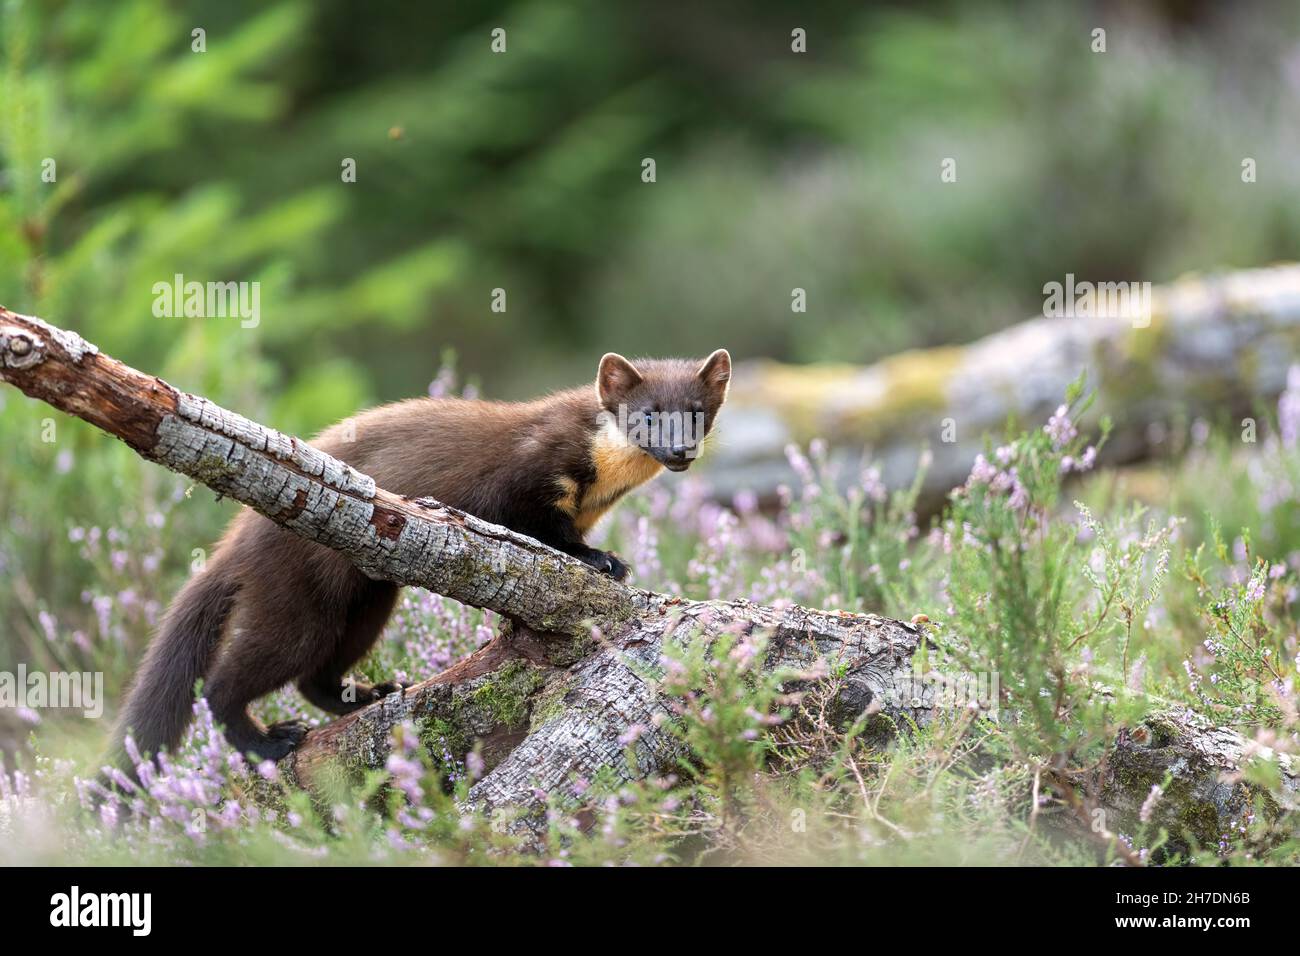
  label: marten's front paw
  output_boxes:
[371,680,407,699]
[589,550,630,582]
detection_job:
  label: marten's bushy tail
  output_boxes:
[111,565,238,768]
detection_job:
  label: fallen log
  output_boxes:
[1,305,1292,857]
[0,306,923,835]
[707,264,1300,513]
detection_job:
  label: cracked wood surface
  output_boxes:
[458,601,922,839]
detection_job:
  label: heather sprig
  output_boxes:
[778,439,928,614]
[1182,527,1297,727]
[932,386,1124,753]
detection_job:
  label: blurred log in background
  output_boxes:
[707,266,1300,511]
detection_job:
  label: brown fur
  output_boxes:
[112,351,730,765]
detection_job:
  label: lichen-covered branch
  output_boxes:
[458,601,922,840]
[0,307,634,636]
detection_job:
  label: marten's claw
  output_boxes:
[372,680,407,699]
[599,551,630,582]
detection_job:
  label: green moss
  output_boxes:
[238,769,293,814]
[745,349,964,445]
[543,629,594,668]
[1122,311,1167,370]
[572,629,596,660]
[848,346,965,441]
[189,449,241,486]
[419,715,470,758]
[1094,331,1164,418]
[464,658,543,729]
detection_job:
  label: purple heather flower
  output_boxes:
[968,454,997,485]
[618,724,646,746]
[784,444,815,486]
[860,465,887,503]
[1008,479,1029,511]
[1045,405,1077,450]
[466,750,485,781]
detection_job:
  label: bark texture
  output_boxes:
[1091,710,1298,857]
[706,264,1300,512]
[2,304,1293,856]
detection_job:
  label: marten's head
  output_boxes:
[595,350,731,471]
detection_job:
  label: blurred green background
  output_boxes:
[3,0,1300,675]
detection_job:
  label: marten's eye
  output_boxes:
[642,410,655,425]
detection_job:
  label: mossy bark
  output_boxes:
[1090,711,1298,858]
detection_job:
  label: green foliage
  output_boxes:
[1183,532,1293,727]
[935,394,1129,755]
[652,629,789,833]
[4,0,1300,867]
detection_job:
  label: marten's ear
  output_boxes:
[697,348,731,402]
[597,353,643,406]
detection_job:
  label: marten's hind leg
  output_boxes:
[298,581,401,716]
[204,579,347,761]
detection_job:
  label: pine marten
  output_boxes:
[113,350,731,763]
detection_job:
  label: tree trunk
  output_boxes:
[2,305,1292,857]
[707,264,1300,513]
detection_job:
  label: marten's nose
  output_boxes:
[670,445,690,461]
